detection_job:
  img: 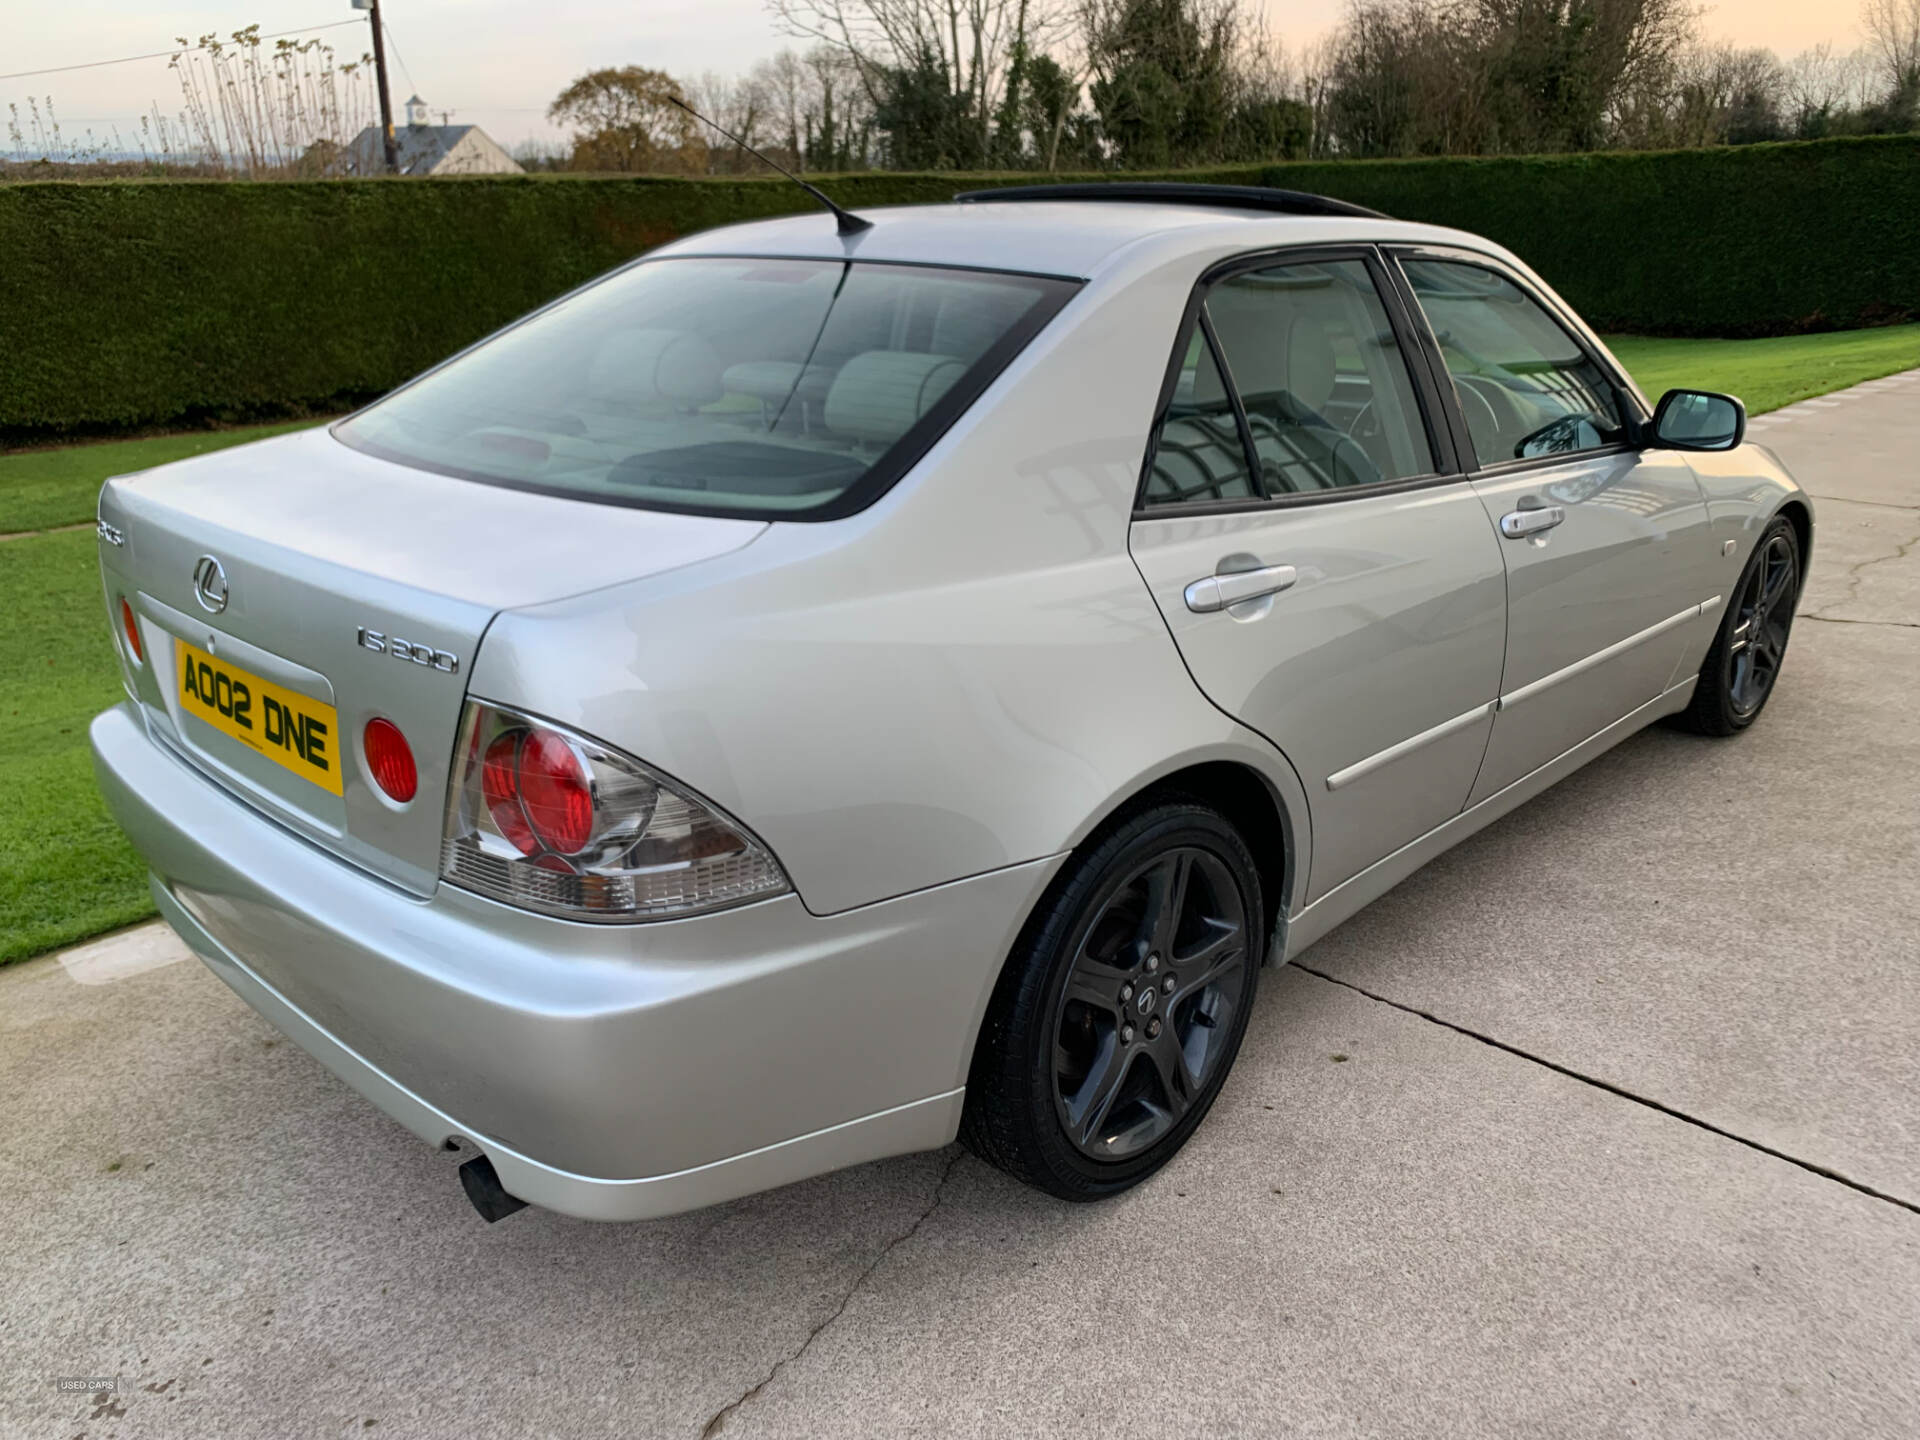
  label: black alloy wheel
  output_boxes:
[962,801,1263,1199]
[1676,515,1802,736]
[1727,529,1799,718]
[1051,846,1250,1160]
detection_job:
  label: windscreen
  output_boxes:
[335,258,1075,519]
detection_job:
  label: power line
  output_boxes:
[381,22,420,102]
[0,20,364,84]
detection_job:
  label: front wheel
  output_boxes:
[1675,515,1801,736]
[961,802,1263,1200]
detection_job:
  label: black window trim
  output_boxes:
[1194,303,1265,506]
[1132,243,1466,520]
[331,254,1085,524]
[1381,244,1648,480]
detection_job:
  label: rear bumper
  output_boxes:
[92,703,1057,1220]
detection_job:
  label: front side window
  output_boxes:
[1401,258,1624,466]
[336,258,1074,518]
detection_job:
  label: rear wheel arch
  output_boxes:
[957,757,1299,1104]
[1038,757,1300,980]
[1123,761,1295,957]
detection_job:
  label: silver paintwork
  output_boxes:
[93,702,1055,1216]
[1465,447,1718,802]
[1131,482,1510,901]
[92,200,1811,1218]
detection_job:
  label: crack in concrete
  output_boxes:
[1292,964,1920,1219]
[699,1148,967,1438]
[1803,614,1920,631]
[1806,524,1919,623]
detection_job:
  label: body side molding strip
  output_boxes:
[1286,675,1701,958]
[1325,702,1494,792]
[1498,602,1709,711]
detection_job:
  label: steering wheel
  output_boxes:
[1512,412,1599,459]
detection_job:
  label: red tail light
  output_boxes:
[441,701,790,921]
[481,732,536,853]
[363,717,418,802]
[517,729,594,854]
[120,598,142,663]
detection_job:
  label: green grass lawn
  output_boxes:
[1605,324,1920,416]
[0,420,320,535]
[0,531,157,962]
[1,419,324,963]
[4,326,1919,965]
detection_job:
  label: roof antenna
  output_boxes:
[666,95,872,237]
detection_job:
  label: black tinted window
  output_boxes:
[1402,259,1623,464]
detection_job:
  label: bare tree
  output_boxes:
[687,70,769,172]
[1783,43,1871,136]
[1862,0,1920,92]
[770,0,1057,163]
[740,48,875,168]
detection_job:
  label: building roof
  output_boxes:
[341,123,522,177]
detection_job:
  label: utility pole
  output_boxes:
[355,0,399,172]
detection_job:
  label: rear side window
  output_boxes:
[1143,329,1258,506]
[1400,259,1623,466]
[1207,259,1436,494]
[1141,257,1437,509]
[335,259,1076,519]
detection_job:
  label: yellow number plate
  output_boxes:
[176,639,344,796]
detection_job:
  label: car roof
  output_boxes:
[652,199,1500,282]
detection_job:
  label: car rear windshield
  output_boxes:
[334,257,1078,520]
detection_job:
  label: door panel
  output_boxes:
[1466,450,1715,802]
[1389,252,1718,804]
[1131,486,1507,902]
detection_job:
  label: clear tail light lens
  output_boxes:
[440,700,789,921]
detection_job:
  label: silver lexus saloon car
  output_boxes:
[93,184,1810,1222]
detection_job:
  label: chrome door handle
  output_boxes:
[1500,505,1565,538]
[1184,564,1297,614]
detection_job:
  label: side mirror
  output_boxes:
[1650,389,1745,452]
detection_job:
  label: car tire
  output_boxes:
[961,800,1263,1200]
[1674,515,1802,737]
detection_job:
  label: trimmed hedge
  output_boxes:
[2,135,1916,441]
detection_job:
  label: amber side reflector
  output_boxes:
[120,598,142,663]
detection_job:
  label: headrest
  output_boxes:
[823,351,966,445]
[1285,320,1338,413]
[588,329,723,409]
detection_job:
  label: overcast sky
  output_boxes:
[5,0,1880,155]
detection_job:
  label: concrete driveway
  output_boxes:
[4,373,1917,1440]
